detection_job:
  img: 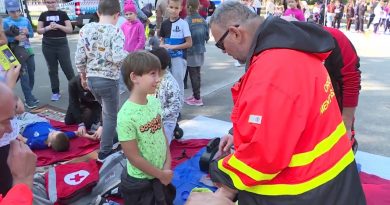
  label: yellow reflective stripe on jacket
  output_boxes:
[218,149,354,196]
[227,155,280,181]
[289,122,346,167]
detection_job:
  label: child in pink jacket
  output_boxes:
[121,2,146,52]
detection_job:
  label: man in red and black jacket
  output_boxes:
[187,2,366,205]
[323,26,361,138]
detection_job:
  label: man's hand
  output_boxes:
[5,64,21,89]
[158,169,173,185]
[186,192,234,205]
[7,140,37,189]
[217,134,234,157]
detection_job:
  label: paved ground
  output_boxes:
[14,27,390,157]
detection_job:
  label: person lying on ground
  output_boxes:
[16,112,98,152]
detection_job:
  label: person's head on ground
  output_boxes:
[123,2,137,22]
[187,0,200,15]
[44,0,58,11]
[0,82,17,136]
[98,0,121,24]
[122,51,161,94]
[168,0,183,20]
[47,131,70,152]
[210,1,261,63]
[5,0,22,19]
[150,47,171,71]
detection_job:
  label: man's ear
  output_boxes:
[229,26,242,43]
[47,141,52,147]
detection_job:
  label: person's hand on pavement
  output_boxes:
[7,140,37,189]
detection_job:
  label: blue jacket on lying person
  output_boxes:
[16,112,86,152]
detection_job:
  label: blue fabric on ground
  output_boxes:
[355,151,390,180]
[173,147,217,205]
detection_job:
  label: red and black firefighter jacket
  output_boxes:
[210,17,366,205]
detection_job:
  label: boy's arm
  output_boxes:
[163,80,183,117]
[161,36,192,50]
[161,21,192,50]
[111,29,128,65]
[136,24,146,50]
[121,139,172,183]
[75,31,87,75]
[27,20,34,38]
[162,127,172,170]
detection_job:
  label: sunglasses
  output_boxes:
[215,25,239,51]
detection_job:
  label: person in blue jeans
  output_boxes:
[3,0,39,109]
[75,0,128,162]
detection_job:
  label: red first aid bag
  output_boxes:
[45,160,100,204]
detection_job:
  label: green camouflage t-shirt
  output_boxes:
[117,95,167,179]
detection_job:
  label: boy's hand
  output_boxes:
[159,169,173,185]
[77,126,87,136]
[15,34,26,42]
[160,44,174,50]
[92,126,102,140]
[21,28,29,35]
[81,78,89,90]
[50,22,58,30]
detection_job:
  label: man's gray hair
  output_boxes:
[210,1,258,29]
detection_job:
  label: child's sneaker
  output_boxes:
[24,101,38,109]
[185,98,204,106]
[185,95,195,101]
[51,93,61,101]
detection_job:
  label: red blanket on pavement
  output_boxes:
[170,139,210,169]
[360,172,390,205]
[34,120,100,167]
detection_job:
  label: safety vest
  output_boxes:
[219,49,354,196]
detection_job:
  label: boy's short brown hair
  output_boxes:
[122,51,161,91]
[51,132,70,152]
[98,0,120,16]
[150,48,171,71]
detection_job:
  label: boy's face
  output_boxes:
[124,11,137,21]
[45,0,58,11]
[167,1,182,19]
[133,70,161,94]
[47,131,61,147]
[8,10,21,19]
